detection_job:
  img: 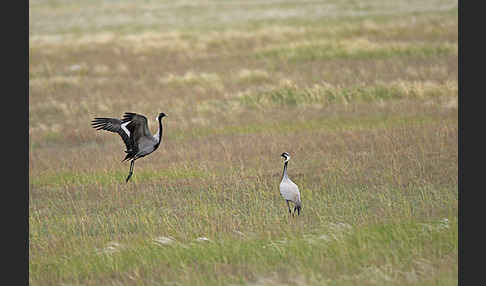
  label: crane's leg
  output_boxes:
[126,159,135,183]
[294,206,301,216]
[286,200,293,216]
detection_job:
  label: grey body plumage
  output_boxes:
[279,152,302,216]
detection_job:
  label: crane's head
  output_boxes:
[157,113,167,121]
[281,152,290,163]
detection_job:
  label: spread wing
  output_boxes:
[91,117,133,152]
[121,112,152,146]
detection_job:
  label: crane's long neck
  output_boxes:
[154,118,163,146]
[282,161,289,180]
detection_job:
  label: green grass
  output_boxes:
[30,182,457,285]
[257,42,457,62]
[31,219,456,285]
[236,81,456,108]
[31,166,208,188]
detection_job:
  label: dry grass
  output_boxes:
[29,0,458,285]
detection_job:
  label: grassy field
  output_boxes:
[29,0,458,285]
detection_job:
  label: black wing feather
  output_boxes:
[91,117,133,153]
[121,112,152,143]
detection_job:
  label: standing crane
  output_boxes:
[279,152,302,216]
[91,112,167,182]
